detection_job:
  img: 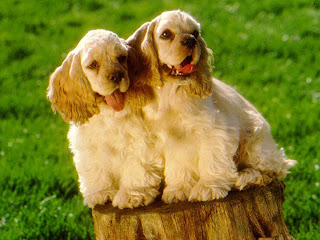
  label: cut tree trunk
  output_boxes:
[92,180,293,240]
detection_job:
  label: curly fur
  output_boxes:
[47,29,163,209]
[47,49,101,125]
[127,10,296,203]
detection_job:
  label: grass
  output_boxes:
[0,0,319,239]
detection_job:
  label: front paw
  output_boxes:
[189,183,229,202]
[112,188,159,209]
[162,185,191,204]
[84,189,116,208]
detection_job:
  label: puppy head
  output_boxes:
[127,10,213,99]
[155,11,201,76]
[47,29,130,125]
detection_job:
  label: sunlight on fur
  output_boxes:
[47,29,163,209]
[127,10,296,203]
[48,11,297,209]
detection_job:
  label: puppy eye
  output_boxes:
[192,30,199,38]
[87,60,99,69]
[160,30,174,40]
[117,55,127,64]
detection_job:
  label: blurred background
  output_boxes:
[0,0,319,239]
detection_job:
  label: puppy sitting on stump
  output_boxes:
[54,10,295,240]
[91,10,296,240]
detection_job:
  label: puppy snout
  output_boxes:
[110,71,124,83]
[182,36,197,49]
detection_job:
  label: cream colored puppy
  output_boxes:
[48,29,162,209]
[127,10,296,203]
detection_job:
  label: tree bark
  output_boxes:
[92,180,293,240]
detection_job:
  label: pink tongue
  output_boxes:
[105,90,125,111]
[174,64,197,75]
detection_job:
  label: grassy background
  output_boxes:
[0,0,319,239]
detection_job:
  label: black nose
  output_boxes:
[181,36,197,49]
[110,71,124,83]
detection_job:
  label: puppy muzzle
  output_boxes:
[107,71,129,93]
[109,71,124,84]
[181,36,197,49]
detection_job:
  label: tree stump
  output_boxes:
[92,180,293,240]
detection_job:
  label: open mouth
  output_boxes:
[104,89,125,112]
[167,55,198,76]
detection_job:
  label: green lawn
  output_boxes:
[0,0,319,239]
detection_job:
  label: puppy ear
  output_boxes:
[140,20,162,87]
[125,45,155,108]
[183,35,214,98]
[126,20,162,107]
[47,49,100,125]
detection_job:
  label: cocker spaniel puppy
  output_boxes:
[47,29,162,209]
[127,10,296,203]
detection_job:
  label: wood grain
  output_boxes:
[92,180,293,240]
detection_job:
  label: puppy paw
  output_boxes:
[162,185,191,204]
[234,168,273,190]
[84,189,116,208]
[189,183,229,202]
[112,188,159,209]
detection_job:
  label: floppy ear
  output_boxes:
[183,35,214,98]
[47,49,100,125]
[126,20,162,108]
[125,45,155,108]
[140,19,162,87]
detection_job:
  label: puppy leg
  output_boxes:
[237,124,297,189]
[189,129,239,202]
[162,145,198,204]
[112,156,163,209]
[76,162,117,208]
[189,156,238,201]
